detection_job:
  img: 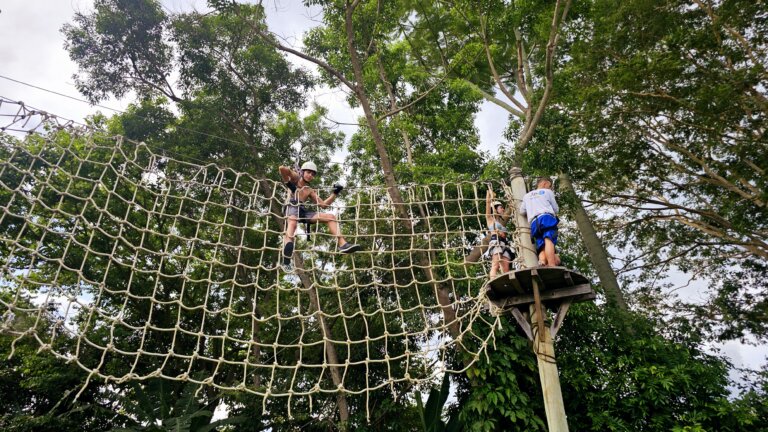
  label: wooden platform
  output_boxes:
[485,267,596,340]
[486,266,595,308]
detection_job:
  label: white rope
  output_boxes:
[0,98,517,417]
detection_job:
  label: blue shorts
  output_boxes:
[530,214,558,252]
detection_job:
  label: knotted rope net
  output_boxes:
[0,97,523,416]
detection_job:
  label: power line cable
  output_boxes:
[0,74,254,146]
[0,95,353,180]
[0,74,349,166]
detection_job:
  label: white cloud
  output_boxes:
[0,1,125,122]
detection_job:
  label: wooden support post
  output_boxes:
[511,308,533,341]
[510,167,569,432]
[531,269,547,343]
[551,300,572,338]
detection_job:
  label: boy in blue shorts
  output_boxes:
[519,177,561,267]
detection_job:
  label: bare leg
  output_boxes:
[284,216,298,246]
[500,256,510,274]
[538,249,547,266]
[280,216,299,270]
[544,238,557,267]
[490,254,500,278]
[313,213,347,246]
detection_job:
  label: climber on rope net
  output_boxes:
[279,161,362,272]
[520,176,561,267]
[484,188,515,278]
[0,98,509,418]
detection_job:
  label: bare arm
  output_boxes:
[501,205,513,224]
[310,189,338,209]
[485,189,493,227]
[279,165,299,184]
[548,190,559,214]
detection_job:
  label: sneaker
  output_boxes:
[339,243,362,254]
[280,259,293,273]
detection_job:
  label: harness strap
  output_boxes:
[532,212,556,223]
[284,178,314,240]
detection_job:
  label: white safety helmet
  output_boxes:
[301,161,318,173]
[491,200,503,209]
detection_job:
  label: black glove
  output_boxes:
[332,184,344,195]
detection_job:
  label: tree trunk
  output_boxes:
[264,181,350,424]
[294,254,350,429]
[344,4,460,338]
[377,57,414,166]
[465,234,491,264]
[559,173,628,310]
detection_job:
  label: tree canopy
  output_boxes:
[0,0,765,431]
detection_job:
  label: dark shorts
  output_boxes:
[285,205,317,223]
[530,214,558,252]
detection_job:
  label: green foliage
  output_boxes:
[112,380,246,432]
[556,0,768,336]
[112,97,176,142]
[0,295,123,431]
[62,0,172,102]
[415,373,463,432]
[697,259,768,341]
[454,322,546,432]
[557,304,762,431]
[63,0,315,175]
[302,0,487,186]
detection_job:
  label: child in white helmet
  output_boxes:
[279,161,361,272]
[485,189,515,278]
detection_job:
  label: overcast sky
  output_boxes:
[0,0,509,158]
[0,0,763,377]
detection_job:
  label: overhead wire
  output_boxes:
[0,74,273,147]
[0,75,349,167]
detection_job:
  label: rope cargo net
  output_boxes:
[0,97,524,415]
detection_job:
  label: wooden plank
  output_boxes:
[563,270,574,287]
[510,307,533,341]
[488,271,521,295]
[486,266,591,297]
[501,284,593,307]
[569,292,597,303]
[531,276,546,344]
[550,300,572,338]
[507,271,526,294]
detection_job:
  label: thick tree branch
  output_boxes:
[479,16,525,112]
[517,0,571,151]
[242,13,357,92]
[126,56,182,103]
[463,81,524,118]
[641,119,765,206]
[513,29,531,104]
[376,55,414,165]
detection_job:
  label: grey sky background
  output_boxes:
[0,0,508,156]
[0,1,763,379]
